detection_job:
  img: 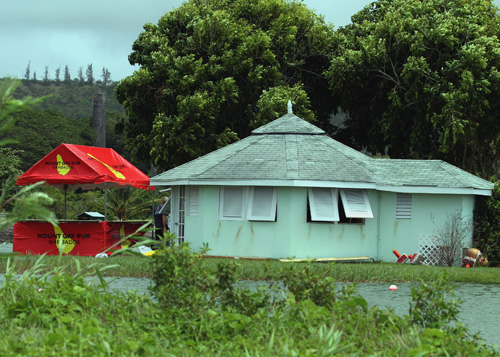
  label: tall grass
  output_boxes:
[2,253,499,283]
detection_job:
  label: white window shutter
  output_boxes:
[247,187,277,221]
[220,186,244,219]
[308,188,339,222]
[396,193,412,219]
[339,189,373,218]
[187,186,199,216]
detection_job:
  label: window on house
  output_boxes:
[338,189,373,224]
[219,186,245,220]
[187,186,199,217]
[308,188,373,223]
[307,188,340,222]
[247,186,277,221]
[396,193,412,219]
[219,186,277,221]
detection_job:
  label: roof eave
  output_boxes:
[150,178,377,189]
[150,178,492,196]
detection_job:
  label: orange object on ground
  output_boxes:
[397,254,409,264]
[392,249,401,258]
[410,253,424,265]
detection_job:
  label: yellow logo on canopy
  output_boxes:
[87,153,125,179]
[56,154,70,175]
[54,225,76,254]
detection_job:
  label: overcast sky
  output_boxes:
[1,0,374,81]
[3,0,499,82]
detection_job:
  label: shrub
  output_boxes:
[474,181,500,266]
[0,240,496,355]
[431,210,472,267]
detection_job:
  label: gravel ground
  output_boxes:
[0,224,13,243]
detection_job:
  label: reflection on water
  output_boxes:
[1,242,499,348]
[87,276,155,296]
[0,243,13,254]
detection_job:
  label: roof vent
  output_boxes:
[287,99,293,114]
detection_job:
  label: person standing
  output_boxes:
[154,196,170,241]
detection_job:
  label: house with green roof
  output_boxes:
[150,111,493,261]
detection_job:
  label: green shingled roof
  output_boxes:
[369,160,492,190]
[151,113,493,193]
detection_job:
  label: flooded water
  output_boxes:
[0,243,13,254]
[1,243,499,348]
[348,282,500,347]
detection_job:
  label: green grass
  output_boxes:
[2,253,499,283]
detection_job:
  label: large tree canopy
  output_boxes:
[3,108,95,171]
[116,0,334,170]
[328,0,500,179]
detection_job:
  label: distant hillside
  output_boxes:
[7,79,125,120]
[0,78,150,172]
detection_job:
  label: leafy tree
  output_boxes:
[5,79,125,121]
[106,111,134,161]
[327,0,500,179]
[40,186,105,220]
[253,83,315,128]
[24,62,31,81]
[116,0,334,170]
[1,107,95,171]
[0,148,24,197]
[86,64,94,85]
[101,67,111,86]
[106,187,153,220]
[43,66,49,83]
[55,67,61,84]
[78,67,84,85]
[474,181,500,266]
[64,65,72,84]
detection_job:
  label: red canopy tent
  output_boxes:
[14,144,154,256]
[16,143,152,190]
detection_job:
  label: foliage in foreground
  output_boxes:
[0,239,496,356]
[0,78,57,230]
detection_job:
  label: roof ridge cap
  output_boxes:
[319,137,376,181]
[436,160,483,187]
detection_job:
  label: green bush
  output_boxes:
[0,241,496,355]
[474,181,500,266]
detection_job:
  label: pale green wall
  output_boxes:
[183,185,476,261]
[377,192,475,262]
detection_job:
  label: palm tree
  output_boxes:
[106,187,153,221]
